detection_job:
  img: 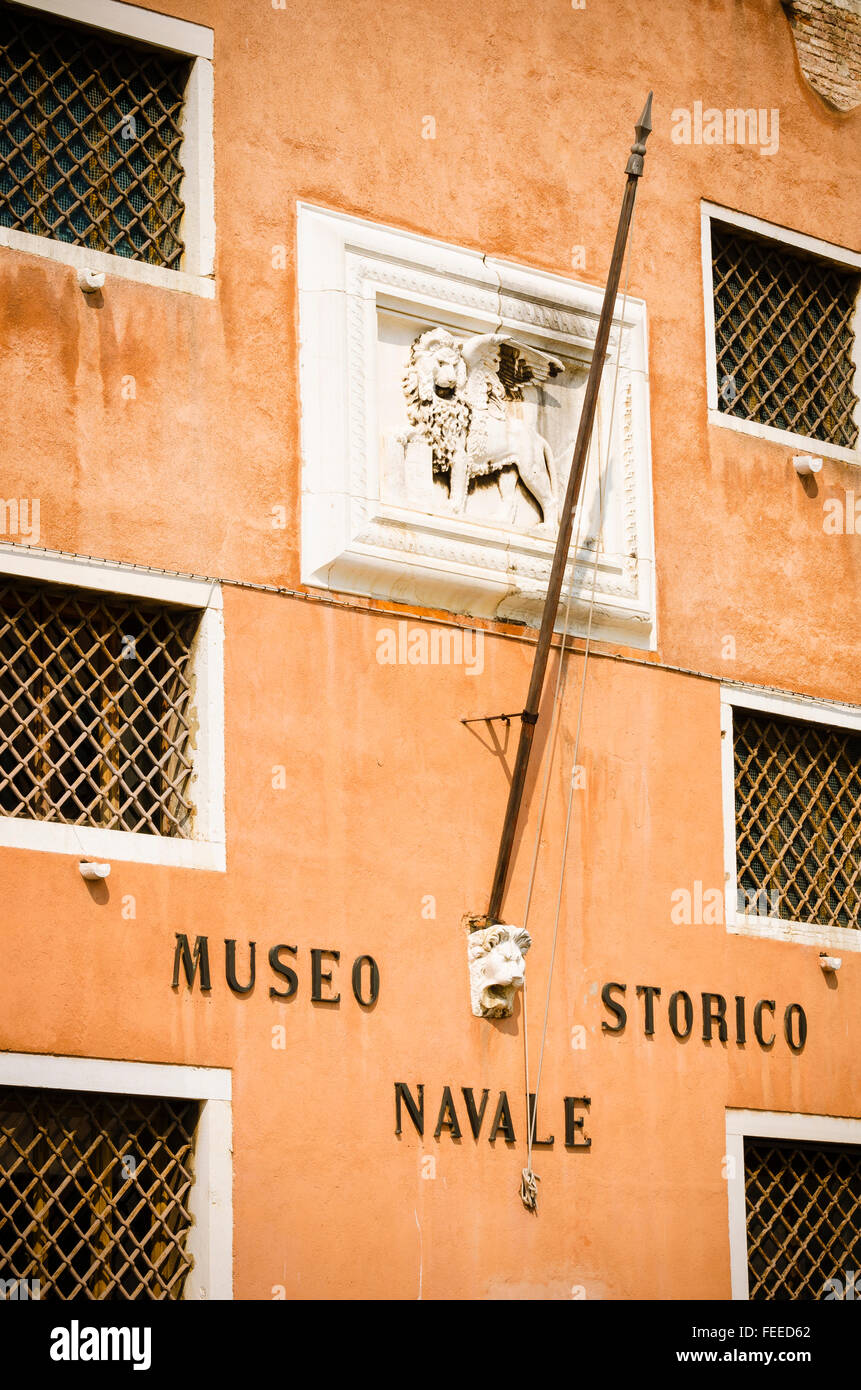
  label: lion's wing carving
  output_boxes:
[462,334,564,397]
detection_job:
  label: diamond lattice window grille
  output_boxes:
[0,1084,199,1299]
[0,578,200,836]
[712,223,860,449]
[0,2,191,268]
[734,709,861,931]
[744,1138,861,1300]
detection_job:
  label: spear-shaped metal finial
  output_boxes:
[625,91,653,177]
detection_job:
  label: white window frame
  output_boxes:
[1,0,215,298]
[0,1050,232,1300]
[0,544,225,870]
[701,202,861,464]
[721,683,861,952]
[726,1107,861,1301]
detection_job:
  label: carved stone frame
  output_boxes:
[297,203,656,647]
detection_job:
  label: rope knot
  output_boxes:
[520,1167,540,1213]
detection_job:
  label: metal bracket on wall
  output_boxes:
[460,711,538,727]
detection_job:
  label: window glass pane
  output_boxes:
[734,709,861,931]
[712,223,860,449]
[0,579,199,835]
[744,1138,861,1300]
[0,1084,199,1299]
[0,5,190,267]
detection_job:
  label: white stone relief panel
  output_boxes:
[297,204,656,647]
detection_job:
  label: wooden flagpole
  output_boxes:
[485,93,653,924]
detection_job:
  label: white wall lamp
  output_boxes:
[79,861,111,881]
[793,454,823,476]
[78,269,106,294]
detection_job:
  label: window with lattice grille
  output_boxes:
[711,221,860,449]
[744,1137,861,1300]
[0,1084,199,1299]
[0,577,201,836]
[733,708,861,932]
[0,1,192,268]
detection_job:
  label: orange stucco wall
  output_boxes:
[0,0,858,1299]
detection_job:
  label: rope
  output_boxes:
[519,203,638,1210]
[519,404,591,1207]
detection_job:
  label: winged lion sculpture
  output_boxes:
[401,327,566,529]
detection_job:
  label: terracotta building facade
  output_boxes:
[0,0,858,1301]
